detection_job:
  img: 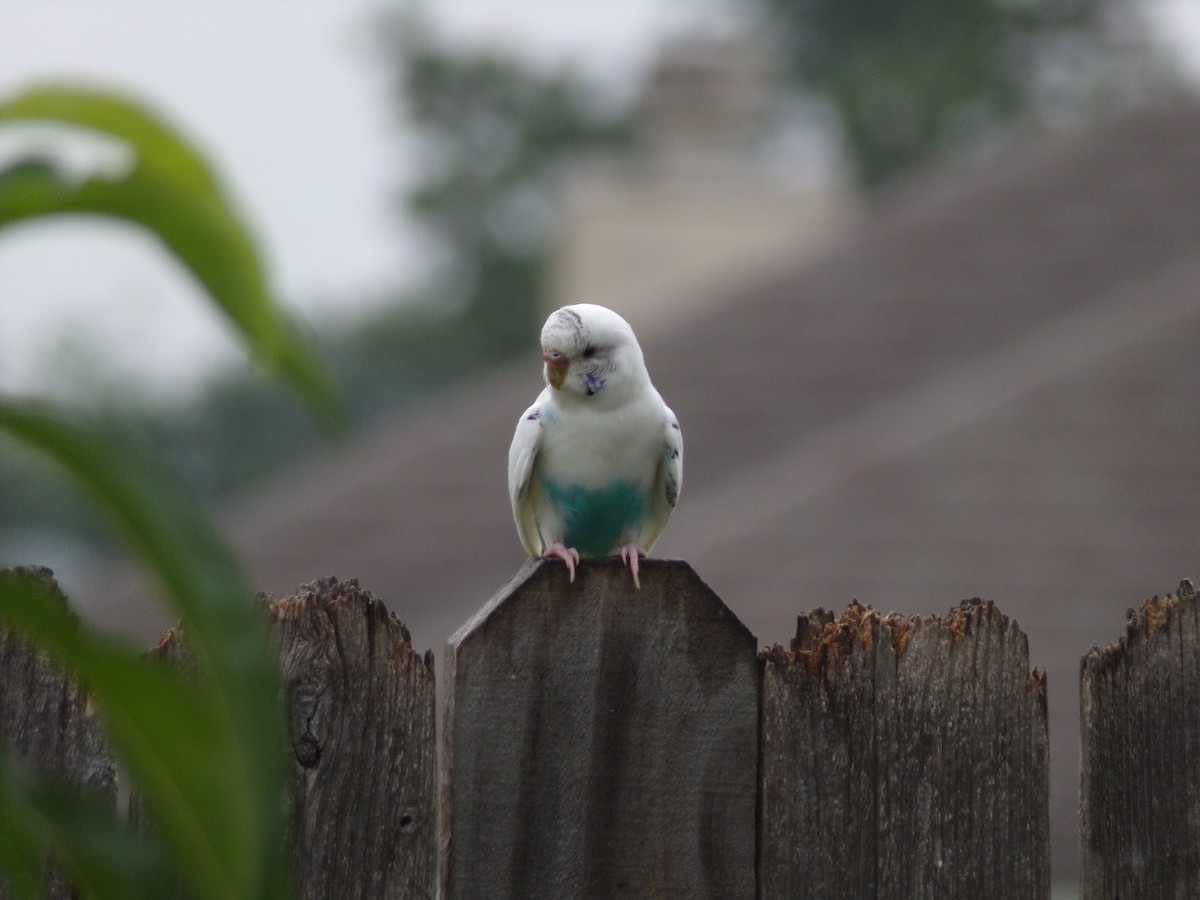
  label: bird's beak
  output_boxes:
[543,349,568,390]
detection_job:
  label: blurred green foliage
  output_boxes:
[0,85,340,424]
[0,23,631,560]
[757,0,1107,191]
[0,84,337,899]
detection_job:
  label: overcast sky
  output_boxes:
[0,0,1196,402]
[0,0,707,401]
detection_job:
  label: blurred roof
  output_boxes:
[94,96,1200,880]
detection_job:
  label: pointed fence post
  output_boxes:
[759,599,1050,899]
[441,558,758,899]
[1080,580,1200,898]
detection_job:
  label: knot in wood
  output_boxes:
[295,732,322,768]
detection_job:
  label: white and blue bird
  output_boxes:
[508,303,682,588]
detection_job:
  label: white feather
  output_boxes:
[508,393,549,556]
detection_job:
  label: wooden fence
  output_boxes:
[1,560,1198,898]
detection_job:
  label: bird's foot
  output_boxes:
[614,542,646,590]
[543,543,581,582]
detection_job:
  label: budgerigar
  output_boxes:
[508,303,682,588]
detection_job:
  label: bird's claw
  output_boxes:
[616,542,646,589]
[543,543,581,582]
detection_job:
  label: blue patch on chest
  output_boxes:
[540,477,646,557]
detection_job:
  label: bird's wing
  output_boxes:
[508,394,548,556]
[638,403,682,552]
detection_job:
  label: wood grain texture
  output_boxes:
[760,599,1049,899]
[0,567,116,900]
[269,577,437,900]
[441,558,758,900]
[1080,579,1200,899]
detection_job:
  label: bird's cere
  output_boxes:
[509,303,682,588]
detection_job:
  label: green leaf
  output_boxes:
[0,84,342,428]
[0,83,325,898]
[0,752,177,900]
[0,83,223,199]
[0,409,291,899]
[0,769,45,900]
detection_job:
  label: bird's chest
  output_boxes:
[537,404,660,491]
[534,404,661,555]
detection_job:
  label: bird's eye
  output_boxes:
[582,346,596,359]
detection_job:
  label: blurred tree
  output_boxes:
[756,0,1111,191]
[388,17,632,349]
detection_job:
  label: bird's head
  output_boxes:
[540,304,648,401]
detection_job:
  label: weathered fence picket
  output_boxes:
[0,568,117,900]
[1,572,438,900]
[440,558,759,899]
[760,599,1050,898]
[268,577,437,899]
[1080,579,1200,899]
[3,562,1200,898]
